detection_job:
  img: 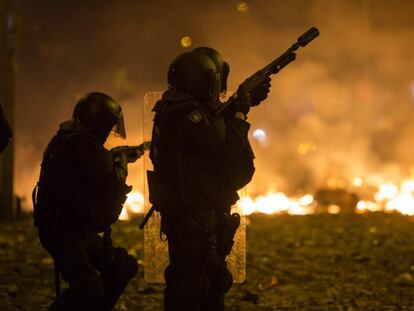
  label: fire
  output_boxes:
[119,191,145,220]
[357,179,414,216]
[119,179,414,220]
[232,193,314,216]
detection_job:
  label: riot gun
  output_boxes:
[111,141,151,164]
[217,27,319,116]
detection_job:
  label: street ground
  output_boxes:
[1,213,414,310]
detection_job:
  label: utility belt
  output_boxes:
[147,170,240,257]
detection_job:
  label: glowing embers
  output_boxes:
[180,36,192,48]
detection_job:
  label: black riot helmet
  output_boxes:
[192,47,230,96]
[168,51,220,104]
[73,92,126,143]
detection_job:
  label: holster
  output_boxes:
[216,212,240,257]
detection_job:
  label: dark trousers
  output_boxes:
[162,207,233,311]
[38,216,137,311]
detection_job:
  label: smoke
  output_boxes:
[12,0,414,206]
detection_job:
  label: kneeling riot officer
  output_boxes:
[0,104,12,153]
[148,49,270,311]
[34,92,138,311]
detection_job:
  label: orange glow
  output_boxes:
[119,179,414,220]
[119,191,145,220]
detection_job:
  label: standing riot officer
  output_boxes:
[0,104,12,153]
[148,49,270,311]
[34,92,138,311]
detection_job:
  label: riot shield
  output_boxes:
[143,92,246,283]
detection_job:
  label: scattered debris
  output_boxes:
[1,213,414,309]
[258,276,278,291]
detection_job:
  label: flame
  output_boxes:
[119,178,414,220]
[357,179,414,215]
[237,193,315,216]
[119,191,145,220]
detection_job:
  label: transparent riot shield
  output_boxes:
[143,92,246,283]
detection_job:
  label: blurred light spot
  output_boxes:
[356,200,381,213]
[297,142,317,155]
[252,128,266,142]
[299,194,313,206]
[327,205,340,214]
[369,226,377,233]
[410,82,414,101]
[353,176,363,187]
[181,36,192,48]
[237,1,249,12]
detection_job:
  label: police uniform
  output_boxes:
[149,89,255,311]
[34,119,137,311]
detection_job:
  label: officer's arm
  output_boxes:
[74,139,130,231]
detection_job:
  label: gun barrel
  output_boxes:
[260,27,319,77]
[297,27,319,47]
[216,27,319,116]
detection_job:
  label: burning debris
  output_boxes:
[315,188,359,214]
[119,180,414,219]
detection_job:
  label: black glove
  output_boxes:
[237,75,272,107]
[250,76,271,106]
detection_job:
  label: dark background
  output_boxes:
[12,0,414,205]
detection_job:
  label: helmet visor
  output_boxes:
[112,110,126,139]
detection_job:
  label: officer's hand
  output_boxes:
[237,75,272,107]
[250,76,271,106]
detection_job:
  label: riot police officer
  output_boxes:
[34,92,138,311]
[0,104,12,153]
[148,49,270,311]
